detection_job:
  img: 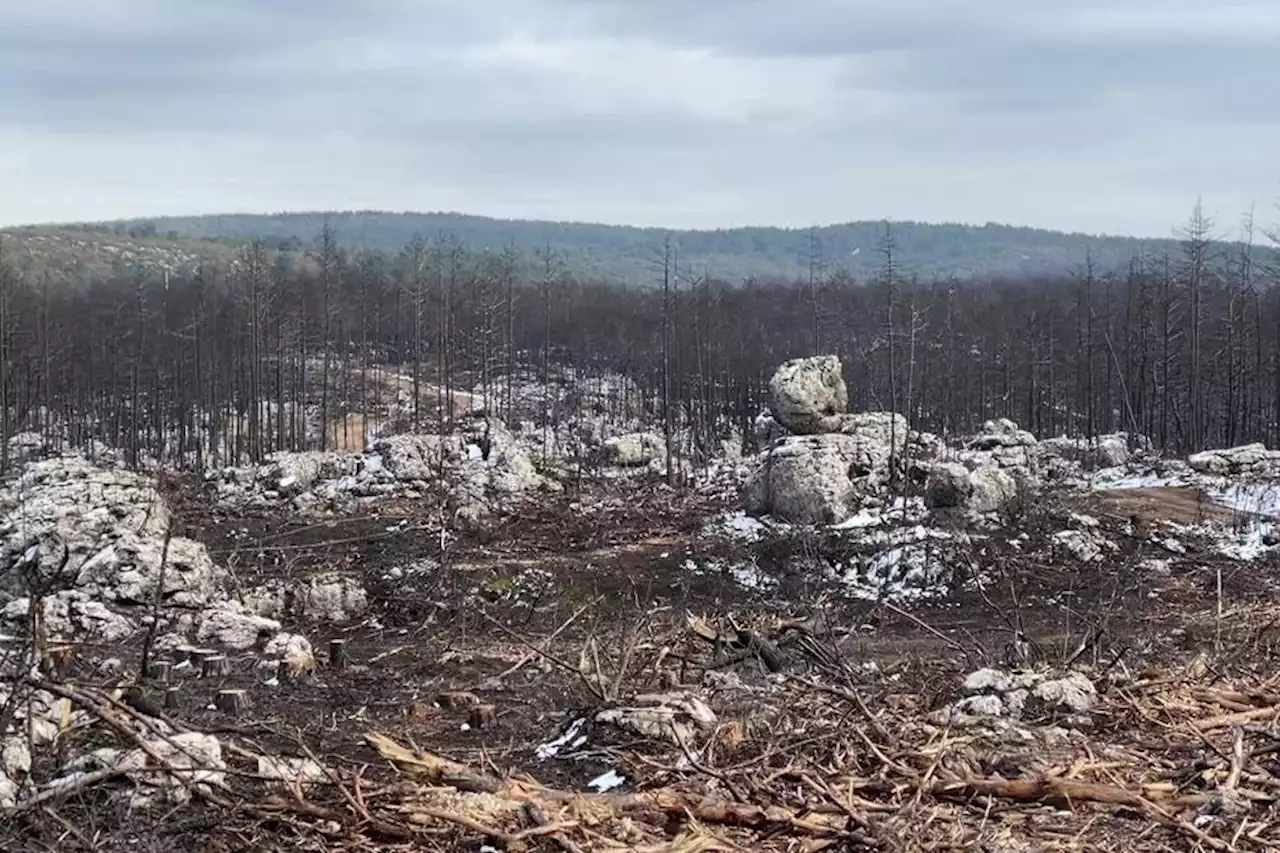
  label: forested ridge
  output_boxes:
[1,201,1278,474]
[38,209,1273,283]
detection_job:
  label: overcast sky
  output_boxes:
[1,1,1277,238]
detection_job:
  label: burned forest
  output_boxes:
[6,211,1280,852]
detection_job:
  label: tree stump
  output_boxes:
[329,639,348,671]
[468,704,498,729]
[147,660,172,683]
[216,689,248,715]
[189,648,213,670]
[202,655,232,678]
[164,686,181,710]
[438,690,480,710]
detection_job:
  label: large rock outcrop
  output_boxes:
[1188,443,1280,477]
[1039,432,1148,471]
[743,358,935,525]
[0,454,346,656]
[744,435,874,524]
[924,462,1020,516]
[767,356,849,435]
[743,416,926,525]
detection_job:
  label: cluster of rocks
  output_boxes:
[937,667,1097,727]
[0,454,363,660]
[206,415,557,528]
[742,356,936,525]
[0,451,386,804]
[929,422,1152,518]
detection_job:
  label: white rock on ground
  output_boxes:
[752,411,787,447]
[0,737,30,810]
[265,451,361,496]
[0,687,89,749]
[0,455,233,646]
[847,540,967,602]
[603,432,666,467]
[767,355,849,435]
[959,419,1043,474]
[263,632,314,678]
[75,533,225,607]
[125,732,226,808]
[257,756,327,790]
[1053,529,1116,563]
[292,572,368,622]
[196,606,282,651]
[0,456,171,565]
[2,592,136,643]
[969,465,1020,514]
[1040,433,1143,470]
[969,418,1038,450]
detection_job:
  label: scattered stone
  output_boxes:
[264,633,314,681]
[603,432,666,467]
[75,533,223,607]
[969,465,1020,514]
[744,433,899,525]
[1032,673,1097,714]
[1041,432,1144,470]
[940,667,1097,726]
[1052,529,1115,563]
[969,418,1037,451]
[124,732,226,808]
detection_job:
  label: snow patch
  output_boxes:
[536,717,587,760]
[587,769,627,792]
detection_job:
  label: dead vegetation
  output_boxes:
[3,465,1280,852]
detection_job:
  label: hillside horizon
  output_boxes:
[12,207,1180,242]
[7,208,1275,285]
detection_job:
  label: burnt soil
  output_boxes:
[6,476,1280,851]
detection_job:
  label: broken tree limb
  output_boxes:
[367,732,852,839]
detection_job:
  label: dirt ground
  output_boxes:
[6,477,1280,851]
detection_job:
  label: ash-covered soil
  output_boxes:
[7,465,1280,852]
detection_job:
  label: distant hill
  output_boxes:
[13,210,1276,284]
[0,227,239,282]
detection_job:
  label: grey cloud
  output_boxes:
[0,0,1277,236]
